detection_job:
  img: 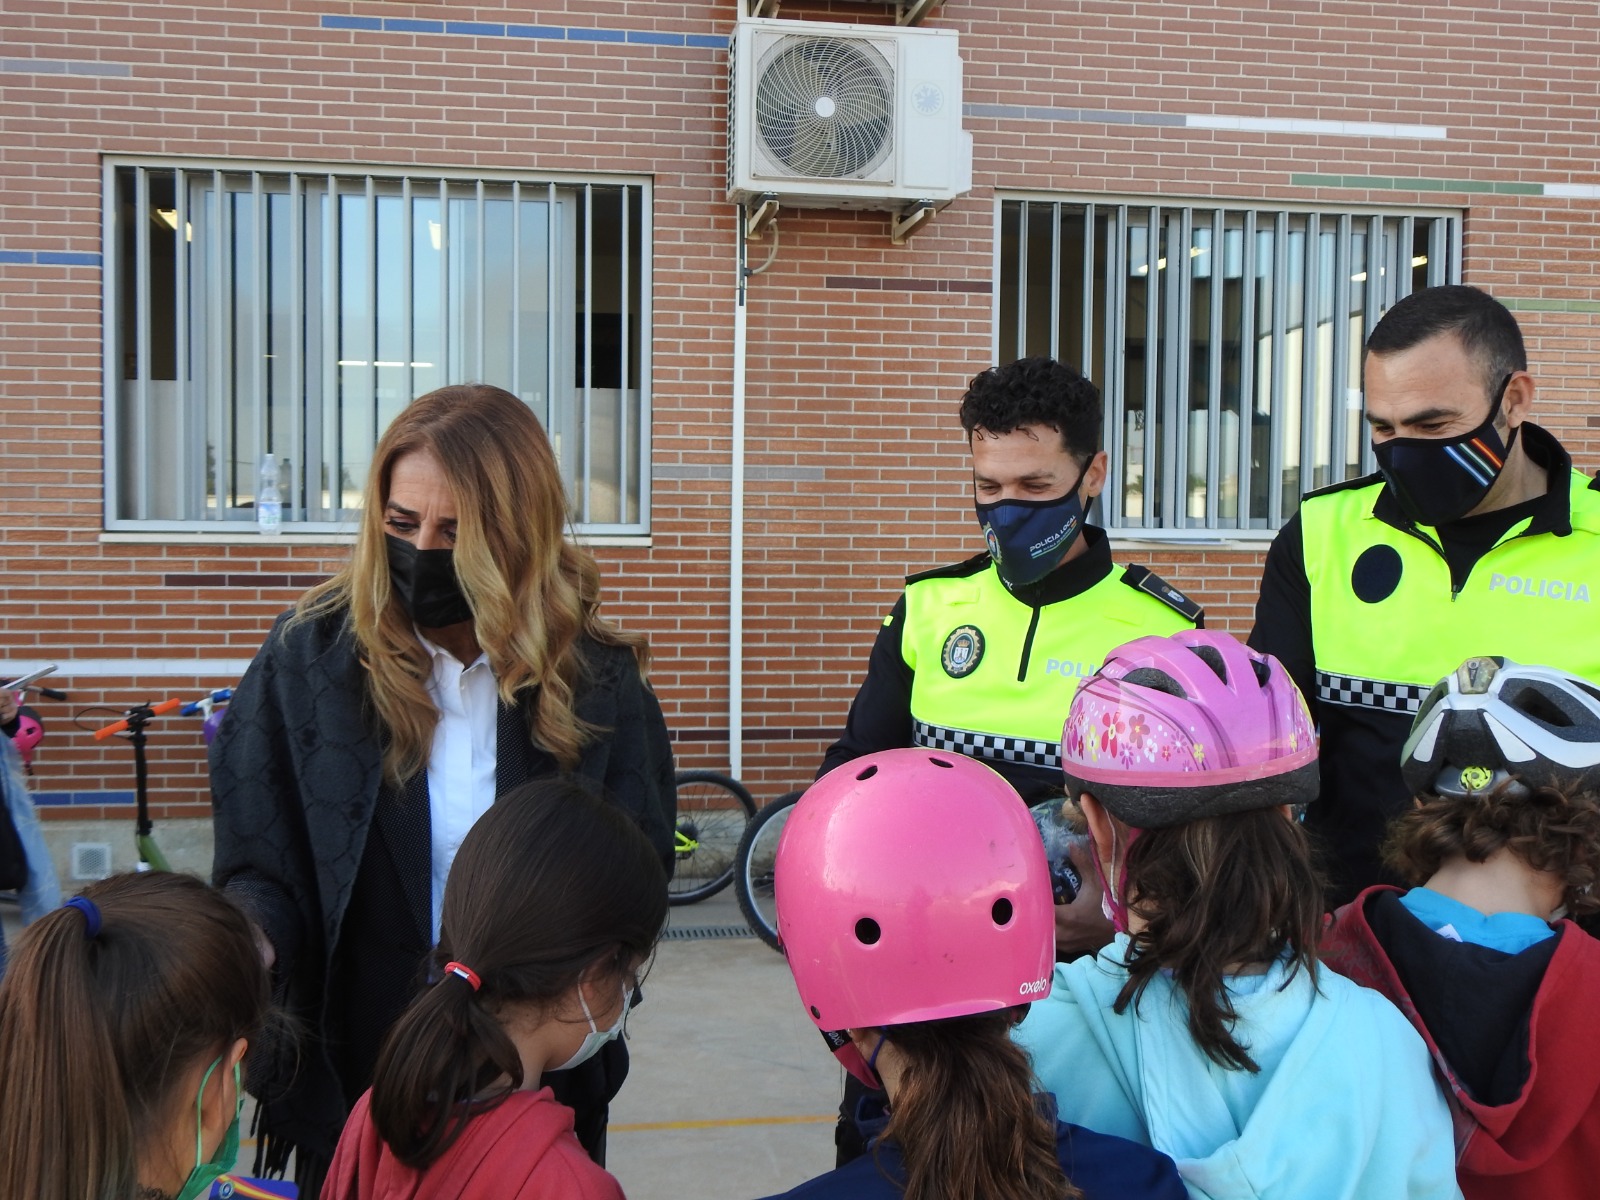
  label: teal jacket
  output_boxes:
[1014,937,1462,1200]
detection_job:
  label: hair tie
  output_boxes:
[63,896,102,939]
[443,961,482,992]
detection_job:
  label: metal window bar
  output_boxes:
[619,184,631,525]
[211,170,228,518]
[1204,208,1224,528]
[581,183,594,525]
[1329,215,1352,486]
[510,181,521,399]
[1014,203,1029,364]
[363,176,377,476]
[1237,210,1257,527]
[438,178,450,385]
[402,177,414,408]
[289,174,303,523]
[175,170,192,521]
[252,172,268,510]
[1047,201,1061,362]
[1297,213,1320,500]
[1142,206,1160,529]
[1397,216,1415,304]
[475,179,487,380]
[324,174,341,516]
[133,166,152,521]
[1168,207,1191,528]
[546,182,559,435]
[1102,207,1125,528]
[1267,210,1288,529]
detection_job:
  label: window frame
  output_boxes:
[992,191,1464,541]
[100,155,654,537]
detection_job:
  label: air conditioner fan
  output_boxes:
[754,36,894,179]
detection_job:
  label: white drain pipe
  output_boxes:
[729,212,748,778]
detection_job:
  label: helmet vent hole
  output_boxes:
[1251,659,1271,687]
[810,1005,821,1019]
[928,756,955,769]
[856,764,879,781]
[992,897,1014,926]
[855,918,881,945]
[1191,644,1228,684]
[1512,686,1576,728]
[1122,667,1185,698]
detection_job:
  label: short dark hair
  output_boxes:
[1364,285,1527,400]
[958,356,1103,460]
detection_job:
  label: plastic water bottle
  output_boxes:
[258,453,282,536]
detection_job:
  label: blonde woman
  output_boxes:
[210,384,675,1194]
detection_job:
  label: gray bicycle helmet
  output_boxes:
[1401,656,1600,801]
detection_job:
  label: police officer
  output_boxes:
[819,355,1202,1166]
[1250,285,1600,906]
[823,356,1202,908]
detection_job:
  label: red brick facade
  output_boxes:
[2,0,1597,824]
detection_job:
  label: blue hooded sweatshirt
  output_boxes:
[1014,936,1462,1200]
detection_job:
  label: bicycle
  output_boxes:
[669,769,758,906]
[734,787,804,951]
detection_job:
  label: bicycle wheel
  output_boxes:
[735,789,803,952]
[669,770,758,905]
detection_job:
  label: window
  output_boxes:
[105,161,650,533]
[996,199,1462,534]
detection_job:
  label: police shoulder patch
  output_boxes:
[1120,565,1204,624]
[940,625,985,678]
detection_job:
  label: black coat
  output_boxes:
[210,608,675,1171]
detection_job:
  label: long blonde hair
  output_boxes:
[296,384,645,784]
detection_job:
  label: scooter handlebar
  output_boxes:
[93,697,184,740]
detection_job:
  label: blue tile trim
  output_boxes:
[33,790,137,808]
[322,14,382,30]
[1,57,133,77]
[0,250,101,267]
[317,14,724,49]
[445,20,506,37]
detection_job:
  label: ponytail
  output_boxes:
[368,776,667,1168]
[880,1010,1080,1200]
[1114,807,1324,1071]
[0,874,268,1200]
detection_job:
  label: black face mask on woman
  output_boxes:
[386,534,474,627]
[1372,373,1517,528]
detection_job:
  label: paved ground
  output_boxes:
[607,889,841,1199]
[3,887,841,1199]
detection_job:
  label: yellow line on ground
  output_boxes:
[610,1114,834,1133]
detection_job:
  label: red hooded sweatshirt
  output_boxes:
[322,1087,625,1200]
[1323,886,1600,1200]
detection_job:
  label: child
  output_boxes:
[1322,656,1600,1200]
[1015,630,1461,1199]
[0,871,283,1200]
[324,776,667,1199]
[763,746,1188,1200]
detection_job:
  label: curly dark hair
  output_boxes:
[958,356,1102,459]
[1384,782,1600,917]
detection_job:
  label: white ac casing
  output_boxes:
[727,17,972,211]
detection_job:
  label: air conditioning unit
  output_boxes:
[727,18,972,214]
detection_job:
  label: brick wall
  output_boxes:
[2,0,1597,823]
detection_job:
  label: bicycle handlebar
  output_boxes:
[93,697,184,740]
[180,688,233,716]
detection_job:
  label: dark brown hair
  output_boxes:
[1114,807,1325,1072]
[1385,782,1600,916]
[369,776,668,1168]
[295,383,647,784]
[0,872,269,1200]
[878,1010,1081,1200]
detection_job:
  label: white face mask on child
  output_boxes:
[551,981,632,1072]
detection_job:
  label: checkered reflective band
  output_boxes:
[913,720,1061,769]
[1316,671,1431,714]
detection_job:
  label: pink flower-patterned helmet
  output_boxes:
[774,748,1055,1033]
[1061,630,1318,829]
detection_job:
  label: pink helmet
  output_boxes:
[12,705,43,769]
[775,748,1055,1034]
[1061,630,1317,829]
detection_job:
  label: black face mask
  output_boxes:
[1372,373,1517,528]
[385,534,474,627]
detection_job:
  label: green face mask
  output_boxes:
[173,1057,242,1200]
